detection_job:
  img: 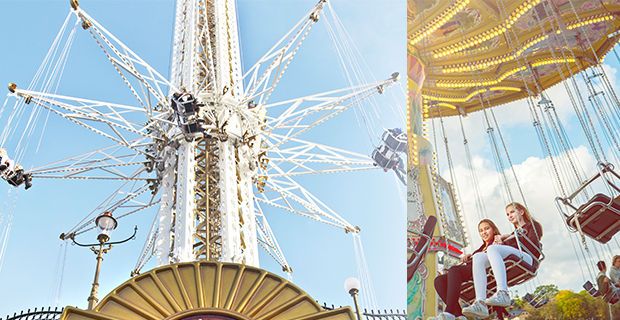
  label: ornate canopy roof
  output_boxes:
[408,0,620,118]
[58,261,357,320]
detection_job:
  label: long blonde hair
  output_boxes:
[506,202,543,238]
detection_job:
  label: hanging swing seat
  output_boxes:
[584,280,620,304]
[407,215,437,282]
[556,162,620,244]
[172,92,198,116]
[371,145,402,171]
[566,193,620,243]
[523,293,549,308]
[460,231,544,304]
[584,281,602,298]
[382,128,407,153]
[182,119,207,134]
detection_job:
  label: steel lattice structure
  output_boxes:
[8,0,399,276]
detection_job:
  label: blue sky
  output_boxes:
[0,0,406,316]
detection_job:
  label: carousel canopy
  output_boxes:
[408,0,620,118]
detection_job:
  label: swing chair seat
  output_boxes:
[556,162,620,243]
[460,236,543,304]
[182,119,206,134]
[382,129,407,153]
[407,215,437,282]
[566,193,620,244]
[584,281,602,298]
[523,293,549,308]
[584,280,620,304]
[460,253,541,303]
[172,92,198,115]
[371,147,400,170]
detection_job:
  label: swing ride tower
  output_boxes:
[1,0,406,316]
[44,0,392,274]
[408,0,620,318]
[155,0,258,267]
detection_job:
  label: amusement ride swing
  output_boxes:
[408,0,620,318]
[0,0,407,317]
[425,55,546,310]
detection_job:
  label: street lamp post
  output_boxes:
[88,240,111,310]
[344,277,363,320]
[65,211,137,310]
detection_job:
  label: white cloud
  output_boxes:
[421,63,620,296]
[449,144,615,295]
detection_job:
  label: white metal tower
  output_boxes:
[6,0,400,277]
[156,0,259,267]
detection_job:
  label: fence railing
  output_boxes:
[1,307,64,320]
[3,304,406,320]
[319,302,406,320]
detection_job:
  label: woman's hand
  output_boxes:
[460,253,472,263]
[492,235,503,245]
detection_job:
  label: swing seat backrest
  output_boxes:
[407,216,437,282]
[371,147,399,169]
[537,297,550,308]
[524,293,549,308]
[182,119,207,134]
[504,251,540,284]
[585,280,620,304]
[584,280,601,298]
[568,193,620,244]
[523,293,536,305]
[383,130,407,153]
[460,237,543,304]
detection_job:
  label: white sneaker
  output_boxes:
[485,290,512,307]
[462,300,489,318]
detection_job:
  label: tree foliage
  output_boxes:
[533,284,558,297]
[515,285,620,320]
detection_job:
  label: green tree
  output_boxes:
[512,296,525,309]
[506,284,620,319]
[576,290,606,319]
[514,285,561,320]
[556,290,587,319]
[533,284,558,297]
[612,301,620,319]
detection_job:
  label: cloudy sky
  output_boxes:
[429,54,620,297]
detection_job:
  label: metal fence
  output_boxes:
[1,307,64,320]
[3,304,405,320]
[319,303,406,320]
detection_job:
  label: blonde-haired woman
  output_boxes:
[462,202,543,318]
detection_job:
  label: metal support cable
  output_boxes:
[458,116,487,222]
[542,0,608,162]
